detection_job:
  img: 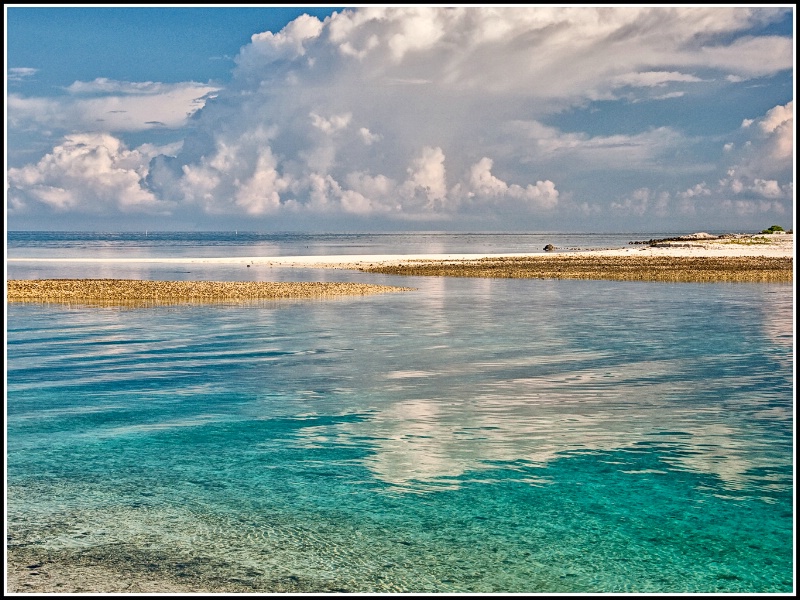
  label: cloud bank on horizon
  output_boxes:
[6,6,795,231]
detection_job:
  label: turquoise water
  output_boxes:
[5,234,795,593]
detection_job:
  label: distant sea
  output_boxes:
[6,230,700,259]
[6,231,795,592]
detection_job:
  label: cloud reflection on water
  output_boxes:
[301,352,792,495]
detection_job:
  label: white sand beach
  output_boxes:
[6,233,794,269]
[581,232,794,259]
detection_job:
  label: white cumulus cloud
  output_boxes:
[7,133,175,215]
[6,7,793,229]
[720,101,793,198]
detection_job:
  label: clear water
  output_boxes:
[5,232,795,593]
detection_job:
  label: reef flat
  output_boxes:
[359,255,793,283]
[6,279,414,306]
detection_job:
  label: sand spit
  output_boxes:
[6,279,414,306]
[360,255,793,283]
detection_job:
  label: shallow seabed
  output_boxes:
[6,265,795,593]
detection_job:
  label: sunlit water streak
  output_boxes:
[6,230,691,260]
[5,233,795,592]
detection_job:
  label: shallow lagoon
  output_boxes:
[6,234,795,592]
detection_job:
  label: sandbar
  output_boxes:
[362,255,791,283]
[6,279,414,306]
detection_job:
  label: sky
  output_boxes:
[4,5,795,232]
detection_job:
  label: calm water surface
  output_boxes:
[5,233,795,592]
[6,230,697,259]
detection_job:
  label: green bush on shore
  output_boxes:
[760,225,785,234]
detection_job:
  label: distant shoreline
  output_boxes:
[350,234,796,283]
[7,233,793,264]
[7,233,793,285]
